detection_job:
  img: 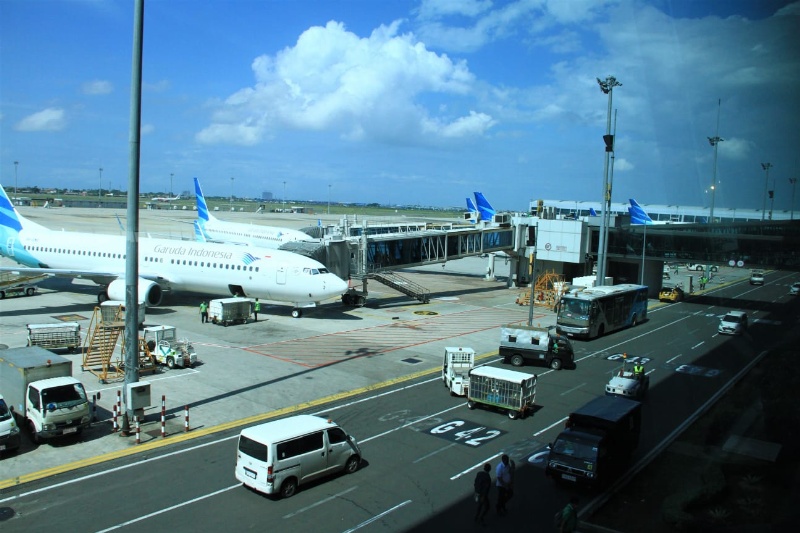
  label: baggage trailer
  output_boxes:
[209,297,253,326]
[100,300,146,328]
[0,272,47,299]
[442,347,475,396]
[26,322,82,353]
[466,366,537,419]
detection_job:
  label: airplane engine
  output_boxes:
[106,278,163,307]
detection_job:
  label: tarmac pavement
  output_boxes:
[0,206,753,490]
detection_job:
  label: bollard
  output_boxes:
[92,394,98,424]
[184,405,189,432]
[135,416,141,445]
[116,390,122,420]
[161,395,166,438]
[112,404,118,433]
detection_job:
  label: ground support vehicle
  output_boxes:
[0,393,22,454]
[0,347,91,443]
[605,355,649,400]
[499,324,573,370]
[142,326,197,369]
[235,415,362,498]
[0,272,46,299]
[466,366,537,419]
[546,396,642,488]
[26,322,82,353]
[556,284,648,339]
[209,297,253,326]
[441,347,475,396]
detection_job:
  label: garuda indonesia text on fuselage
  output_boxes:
[194,177,315,249]
[0,184,347,318]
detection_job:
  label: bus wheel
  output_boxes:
[631,315,638,327]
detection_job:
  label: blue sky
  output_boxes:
[1,0,798,212]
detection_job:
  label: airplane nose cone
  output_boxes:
[329,275,349,296]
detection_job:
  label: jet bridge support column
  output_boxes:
[485,254,497,281]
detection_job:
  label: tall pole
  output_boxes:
[230,177,234,210]
[99,167,103,205]
[769,179,775,220]
[122,0,145,436]
[761,163,772,221]
[596,76,621,287]
[283,180,287,211]
[705,99,723,280]
[170,172,174,197]
[791,177,798,221]
[602,108,618,278]
[708,99,723,224]
[13,161,18,202]
[328,184,331,215]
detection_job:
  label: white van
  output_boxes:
[235,415,362,498]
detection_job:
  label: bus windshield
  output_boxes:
[560,298,590,316]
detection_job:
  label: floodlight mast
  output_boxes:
[761,163,772,221]
[595,76,621,287]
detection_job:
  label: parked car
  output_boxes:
[659,286,685,303]
[718,311,748,335]
[791,282,800,295]
[686,264,719,272]
[750,271,765,285]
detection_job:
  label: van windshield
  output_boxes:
[0,398,10,421]
[239,435,269,461]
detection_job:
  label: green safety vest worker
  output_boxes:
[199,302,208,313]
[254,299,260,312]
[633,363,644,378]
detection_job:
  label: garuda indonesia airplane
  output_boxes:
[0,184,347,318]
[194,177,315,248]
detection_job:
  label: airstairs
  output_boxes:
[82,306,125,382]
[370,271,430,304]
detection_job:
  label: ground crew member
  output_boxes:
[253,298,260,322]
[200,301,208,323]
[634,362,645,380]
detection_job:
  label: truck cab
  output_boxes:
[442,347,475,396]
[500,324,574,370]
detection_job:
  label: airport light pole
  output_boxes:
[99,167,103,206]
[13,160,18,202]
[790,177,798,221]
[283,180,287,211]
[170,172,174,197]
[761,163,772,221]
[328,184,331,215]
[596,75,621,287]
[230,177,234,210]
[708,99,723,224]
[769,179,775,220]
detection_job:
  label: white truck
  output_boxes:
[0,393,22,454]
[499,324,574,370]
[209,297,253,326]
[0,347,91,443]
[441,347,475,396]
[604,353,649,401]
[27,322,82,353]
[142,325,197,369]
[466,366,537,420]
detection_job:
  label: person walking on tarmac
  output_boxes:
[253,298,261,322]
[473,462,492,524]
[495,454,512,515]
[200,301,208,324]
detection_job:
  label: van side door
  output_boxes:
[292,431,327,482]
[325,427,354,473]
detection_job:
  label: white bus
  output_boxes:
[556,284,649,340]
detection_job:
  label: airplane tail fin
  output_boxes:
[193,220,209,242]
[0,183,47,233]
[474,192,496,222]
[115,214,126,233]
[589,207,599,217]
[194,177,213,222]
[465,197,478,223]
[628,198,654,225]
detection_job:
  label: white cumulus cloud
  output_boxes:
[16,108,66,132]
[196,20,492,146]
[82,80,113,95]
